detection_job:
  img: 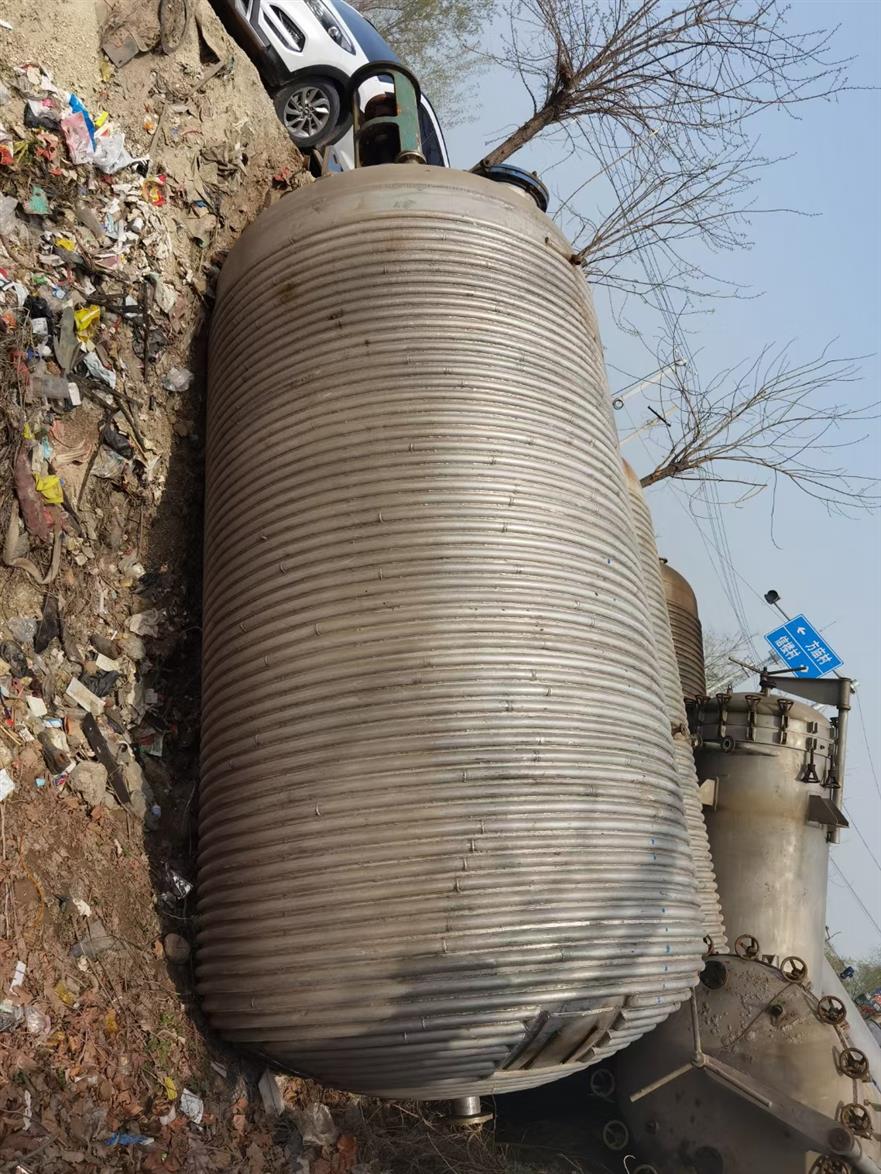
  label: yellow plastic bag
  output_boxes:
[74,304,101,339]
[35,474,63,505]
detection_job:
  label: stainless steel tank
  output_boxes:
[617,685,881,1172]
[660,560,706,699]
[693,692,834,979]
[623,464,726,950]
[197,166,705,1099]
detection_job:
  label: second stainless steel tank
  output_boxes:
[623,463,726,949]
[661,560,706,699]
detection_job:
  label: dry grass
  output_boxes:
[352,1099,564,1174]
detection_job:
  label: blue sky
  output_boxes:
[444,1,881,960]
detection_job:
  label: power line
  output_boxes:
[590,121,762,663]
[588,122,881,832]
[830,858,881,941]
[841,804,881,879]
[854,692,881,806]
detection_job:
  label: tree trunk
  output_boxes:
[476,104,561,169]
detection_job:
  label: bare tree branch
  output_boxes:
[633,341,879,514]
[474,0,856,295]
[703,629,761,693]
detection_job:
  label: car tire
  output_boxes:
[274,77,342,150]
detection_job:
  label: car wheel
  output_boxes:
[274,78,341,149]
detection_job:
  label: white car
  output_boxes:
[215,0,450,163]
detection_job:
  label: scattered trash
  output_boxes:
[66,675,106,717]
[166,867,193,899]
[34,473,63,504]
[26,695,48,717]
[22,1006,51,1035]
[33,593,61,652]
[0,768,14,801]
[70,916,117,959]
[0,1001,23,1032]
[81,350,117,388]
[162,364,194,392]
[292,1103,339,1149]
[0,18,308,1169]
[0,193,19,233]
[10,959,27,990]
[258,1069,286,1116]
[23,184,50,216]
[103,1132,154,1147]
[128,609,161,637]
[180,1088,205,1124]
[73,304,100,338]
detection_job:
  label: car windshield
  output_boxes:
[418,101,444,166]
[333,0,400,63]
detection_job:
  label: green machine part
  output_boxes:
[348,61,425,167]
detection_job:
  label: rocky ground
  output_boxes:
[0,2,616,1171]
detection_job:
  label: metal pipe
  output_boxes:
[452,1096,482,1119]
[830,676,853,843]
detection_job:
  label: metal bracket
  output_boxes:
[348,61,425,168]
[807,794,848,829]
[698,777,719,810]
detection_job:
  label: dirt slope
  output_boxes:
[0,3,610,1171]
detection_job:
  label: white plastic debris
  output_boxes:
[66,676,106,717]
[10,960,26,990]
[25,695,47,718]
[179,1088,204,1124]
[258,1069,285,1116]
[23,1006,51,1035]
[292,1103,338,1148]
[162,366,194,393]
[128,609,160,637]
[72,897,92,917]
[0,195,19,235]
[92,123,140,174]
[0,768,14,802]
[159,1106,177,1127]
[82,350,117,389]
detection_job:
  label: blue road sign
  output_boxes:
[764,613,843,679]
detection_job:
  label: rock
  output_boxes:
[68,760,110,807]
[123,758,154,819]
[163,933,191,964]
[118,632,146,661]
[140,755,170,788]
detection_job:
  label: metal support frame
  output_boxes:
[760,671,853,843]
[347,60,424,168]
